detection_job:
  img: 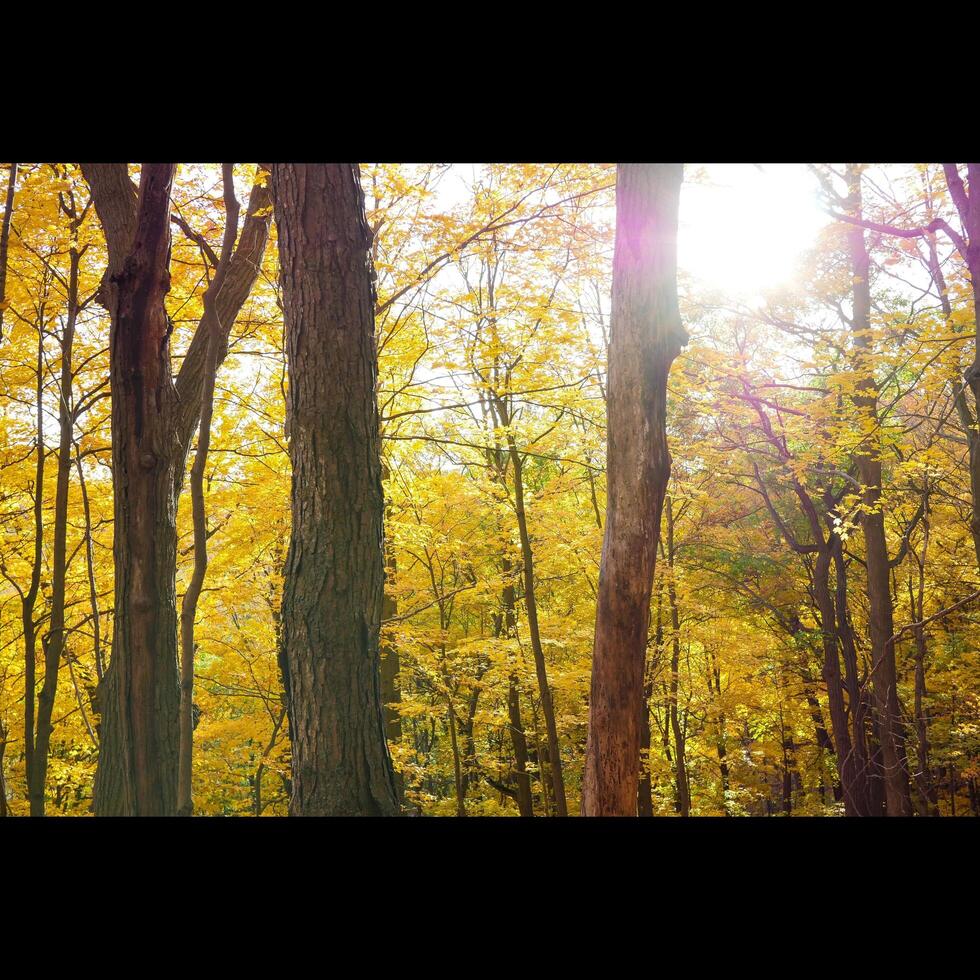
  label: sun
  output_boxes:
[678,164,828,301]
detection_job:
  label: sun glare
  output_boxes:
[678,164,828,300]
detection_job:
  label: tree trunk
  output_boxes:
[831,537,873,811]
[84,163,182,815]
[30,239,81,816]
[583,163,686,816]
[844,164,912,816]
[665,499,690,816]
[272,163,398,816]
[0,162,16,341]
[496,561,533,817]
[82,163,273,815]
[177,165,240,817]
[811,548,866,815]
[505,434,567,816]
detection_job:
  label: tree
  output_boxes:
[82,163,272,814]
[583,163,687,816]
[271,163,399,816]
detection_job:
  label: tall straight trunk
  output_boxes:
[496,561,533,817]
[922,220,980,568]
[177,165,240,816]
[583,163,686,816]
[831,538,873,811]
[665,499,690,816]
[0,721,8,816]
[20,320,46,801]
[85,163,181,815]
[845,164,911,816]
[637,573,666,818]
[811,548,866,815]
[74,446,104,684]
[380,598,404,806]
[940,166,980,567]
[380,462,404,804]
[709,652,731,815]
[30,241,81,816]
[272,163,398,816]
[0,162,16,341]
[910,507,939,816]
[505,435,567,816]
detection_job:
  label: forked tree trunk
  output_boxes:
[272,163,398,816]
[85,163,182,816]
[582,163,686,816]
[82,163,273,815]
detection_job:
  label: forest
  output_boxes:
[0,161,978,818]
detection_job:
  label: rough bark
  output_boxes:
[582,163,686,816]
[84,163,181,815]
[82,163,273,815]
[272,163,398,816]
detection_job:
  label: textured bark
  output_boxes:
[272,163,398,816]
[82,163,273,815]
[84,163,181,815]
[845,165,912,816]
[582,163,686,816]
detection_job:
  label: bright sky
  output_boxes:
[437,163,830,305]
[678,164,829,300]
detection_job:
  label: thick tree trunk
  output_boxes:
[82,163,272,815]
[583,163,686,816]
[85,163,181,815]
[272,163,398,816]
